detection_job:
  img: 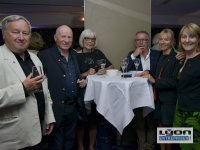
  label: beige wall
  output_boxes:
[85,0,151,69]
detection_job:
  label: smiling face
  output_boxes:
[54,25,73,51]
[79,29,97,51]
[159,30,174,54]
[3,19,31,53]
[178,23,200,54]
[180,29,199,53]
[83,37,96,50]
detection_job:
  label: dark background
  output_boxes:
[0,26,181,50]
[0,27,84,50]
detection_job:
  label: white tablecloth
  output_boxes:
[84,73,154,134]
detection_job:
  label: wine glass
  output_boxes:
[96,59,106,69]
[32,66,43,92]
[133,58,140,75]
[123,57,129,73]
[120,59,126,78]
[100,59,106,69]
[96,59,106,75]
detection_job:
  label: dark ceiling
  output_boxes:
[0,0,199,28]
[0,0,84,28]
[152,0,200,27]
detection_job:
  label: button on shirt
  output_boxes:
[60,54,78,99]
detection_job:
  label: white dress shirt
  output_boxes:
[130,49,151,71]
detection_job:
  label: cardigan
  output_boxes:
[178,54,200,111]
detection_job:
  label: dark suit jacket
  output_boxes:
[38,45,81,127]
[127,49,161,77]
[155,49,181,103]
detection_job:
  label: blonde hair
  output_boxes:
[159,28,175,47]
[178,23,200,52]
[152,33,160,45]
[28,32,45,50]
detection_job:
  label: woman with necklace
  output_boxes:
[76,29,113,150]
[173,23,200,150]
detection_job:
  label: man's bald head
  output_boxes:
[54,25,73,52]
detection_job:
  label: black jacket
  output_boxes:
[38,45,81,126]
[155,49,181,103]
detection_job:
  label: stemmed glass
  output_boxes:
[123,57,129,73]
[100,59,106,69]
[32,66,43,92]
[121,58,128,78]
[96,59,106,75]
[133,58,140,75]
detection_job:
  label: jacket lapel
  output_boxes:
[50,46,66,74]
[156,49,176,78]
[2,45,26,82]
[161,50,176,72]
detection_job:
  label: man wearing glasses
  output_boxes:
[127,31,160,150]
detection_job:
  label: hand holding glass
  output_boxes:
[32,66,43,92]
[96,59,106,75]
[97,59,106,69]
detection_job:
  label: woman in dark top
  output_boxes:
[174,23,200,150]
[76,29,113,150]
[142,29,181,150]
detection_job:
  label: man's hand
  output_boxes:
[77,79,87,88]
[133,47,143,57]
[23,73,44,92]
[44,123,54,135]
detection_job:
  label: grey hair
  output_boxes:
[152,33,160,45]
[1,15,31,33]
[79,29,97,48]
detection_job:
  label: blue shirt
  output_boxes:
[60,54,78,98]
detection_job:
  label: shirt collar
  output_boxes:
[13,50,31,61]
[140,48,150,60]
[56,46,73,60]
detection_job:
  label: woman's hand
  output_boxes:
[176,51,185,61]
[98,68,106,75]
[88,68,96,75]
[136,70,155,83]
[135,70,149,77]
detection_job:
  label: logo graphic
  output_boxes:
[157,127,193,143]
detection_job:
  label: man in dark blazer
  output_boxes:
[127,33,160,76]
[126,31,160,150]
[38,25,86,150]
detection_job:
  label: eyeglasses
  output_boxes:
[135,39,149,42]
[84,37,96,42]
